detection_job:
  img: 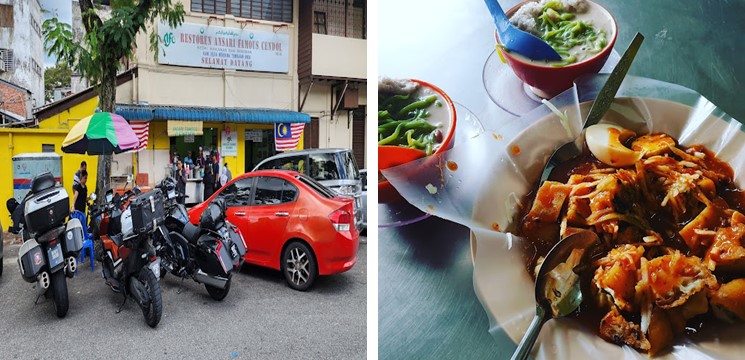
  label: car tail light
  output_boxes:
[329,208,352,232]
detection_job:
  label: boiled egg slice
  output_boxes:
[585,124,642,167]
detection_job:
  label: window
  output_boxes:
[0,48,14,72]
[0,5,12,28]
[253,176,285,205]
[31,59,42,76]
[281,180,298,203]
[30,16,40,37]
[42,144,55,153]
[220,177,254,206]
[313,11,327,34]
[309,153,340,181]
[193,0,293,23]
[297,175,335,199]
[339,150,360,180]
[258,155,306,174]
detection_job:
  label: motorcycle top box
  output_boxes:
[23,173,69,236]
[130,189,166,234]
[18,239,45,282]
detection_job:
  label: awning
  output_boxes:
[115,104,311,124]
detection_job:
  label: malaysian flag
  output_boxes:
[130,121,149,152]
[274,123,305,151]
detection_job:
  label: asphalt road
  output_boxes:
[0,235,366,359]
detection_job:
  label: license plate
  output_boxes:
[47,244,63,268]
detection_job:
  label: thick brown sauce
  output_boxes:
[514,138,745,338]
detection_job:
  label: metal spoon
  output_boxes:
[539,33,644,184]
[484,0,562,61]
[511,230,600,360]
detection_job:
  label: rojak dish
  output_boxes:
[516,124,745,355]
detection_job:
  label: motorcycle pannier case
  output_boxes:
[24,186,70,236]
[130,189,166,234]
[63,218,85,254]
[18,239,45,282]
[228,224,247,260]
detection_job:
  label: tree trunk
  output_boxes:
[95,65,117,201]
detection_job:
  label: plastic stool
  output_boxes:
[79,239,95,272]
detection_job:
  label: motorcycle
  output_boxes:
[89,187,165,327]
[12,172,84,318]
[152,177,246,301]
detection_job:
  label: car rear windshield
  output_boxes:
[309,151,359,181]
[297,175,336,198]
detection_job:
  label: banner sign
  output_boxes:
[245,130,263,142]
[167,120,203,136]
[158,22,290,73]
[221,129,237,156]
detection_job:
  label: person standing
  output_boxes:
[71,170,88,214]
[196,146,205,168]
[73,161,87,186]
[211,154,220,192]
[176,161,187,205]
[203,154,215,200]
[220,162,232,187]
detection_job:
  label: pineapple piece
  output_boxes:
[710,278,745,323]
[678,205,723,255]
[526,181,572,223]
[593,245,645,311]
[705,223,745,273]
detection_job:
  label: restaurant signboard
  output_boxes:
[158,22,290,73]
[167,120,203,136]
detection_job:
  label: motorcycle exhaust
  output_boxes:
[193,269,229,289]
[37,271,50,293]
[66,256,77,277]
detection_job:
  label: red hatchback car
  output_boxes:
[188,170,359,291]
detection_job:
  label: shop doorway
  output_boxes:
[245,129,276,172]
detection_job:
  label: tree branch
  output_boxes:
[79,0,103,34]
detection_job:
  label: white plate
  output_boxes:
[471,98,745,359]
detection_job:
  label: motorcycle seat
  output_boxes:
[182,222,201,245]
[110,233,123,247]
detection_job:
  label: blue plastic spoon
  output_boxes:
[484,0,562,61]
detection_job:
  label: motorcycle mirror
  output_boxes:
[90,193,97,201]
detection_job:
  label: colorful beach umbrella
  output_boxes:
[62,112,140,155]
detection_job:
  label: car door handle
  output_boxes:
[275,212,289,217]
[235,211,246,216]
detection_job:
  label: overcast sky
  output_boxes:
[40,0,73,67]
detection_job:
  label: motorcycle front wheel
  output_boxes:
[50,270,69,318]
[205,276,231,301]
[139,268,162,328]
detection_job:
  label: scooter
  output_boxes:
[12,172,85,318]
[152,177,246,301]
[89,188,165,327]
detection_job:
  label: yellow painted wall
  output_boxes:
[0,128,99,224]
[7,90,306,227]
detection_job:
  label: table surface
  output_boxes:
[377,0,745,359]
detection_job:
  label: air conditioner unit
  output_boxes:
[0,48,13,72]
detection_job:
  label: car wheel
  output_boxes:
[281,242,317,291]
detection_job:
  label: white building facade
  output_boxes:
[0,0,44,110]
